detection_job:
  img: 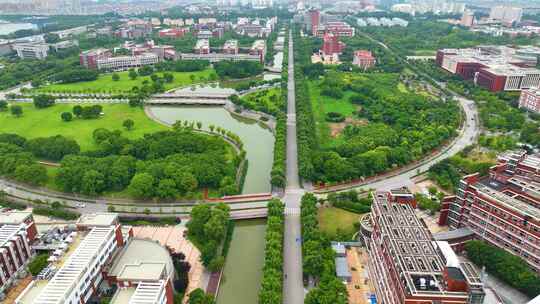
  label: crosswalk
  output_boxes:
[284,207,300,216]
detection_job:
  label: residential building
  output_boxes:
[0,212,37,294]
[158,28,187,39]
[194,39,210,55]
[321,32,345,56]
[315,21,354,38]
[115,19,152,39]
[461,11,475,27]
[223,40,239,54]
[308,9,320,34]
[12,43,49,60]
[212,27,224,39]
[439,150,540,273]
[353,50,376,70]
[362,190,488,304]
[80,48,113,69]
[198,17,217,25]
[96,53,159,71]
[489,6,523,24]
[519,88,540,113]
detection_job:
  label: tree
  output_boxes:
[128,69,138,80]
[44,33,60,43]
[128,173,155,198]
[61,112,73,122]
[72,105,83,118]
[188,289,215,304]
[28,253,49,276]
[0,100,7,111]
[123,119,134,131]
[112,73,120,81]
[156,178,178,199]
[108,205,116,212]
[164,72,174,83]
[10,105,22,117]
[14,164,47,185]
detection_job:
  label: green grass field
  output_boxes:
[0,103,167,151]
[35,69,215,93]
[309,81,357,147]
[318,207,361,237]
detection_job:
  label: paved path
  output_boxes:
[282,30,305,304]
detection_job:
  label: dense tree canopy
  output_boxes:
[259,199,284,304]
[214,61,263,79]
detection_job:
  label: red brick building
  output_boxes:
[79,48,112,69]
[519,88,540,114]
[362,189,487,304]
[321,32,345,56]
[439,150,540,273]
[352,50,376,70]
[158,28,187,39]
[0,212,36,293]
[308,10,320,35]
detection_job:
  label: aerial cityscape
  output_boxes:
[0,0,539,304]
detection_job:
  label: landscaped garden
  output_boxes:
[233,87,284,116]
[34,69,215,94]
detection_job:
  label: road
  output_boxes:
[282,30,305,304]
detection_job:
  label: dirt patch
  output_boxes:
[329,117,368,138]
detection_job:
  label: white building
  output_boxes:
[12,43,49,60]
[16,226,120,304]
[96,53,159,70]
[489,6,523,24]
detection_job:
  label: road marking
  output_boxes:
[284,207,300,216]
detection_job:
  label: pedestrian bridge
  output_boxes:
[153,92,232,99]
[145,98,226,105]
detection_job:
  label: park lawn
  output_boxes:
[308,81,357,147]
[35,69,215,93]
[0,103,167,151]
[318,207,361,237]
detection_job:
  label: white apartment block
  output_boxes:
[0,224,33,293]
[12,43,49,60]
[97,53,159,70]
[16,226,119,304]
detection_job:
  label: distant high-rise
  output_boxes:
[460,10,474,27]
[489,5,523,24]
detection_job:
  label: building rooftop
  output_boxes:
[475,183,540,219]
[18,226,115,304]
[77,212,118,228]
[335,257,351,279]
[251,39,265,50]
[0,224,25,248]
[195,39,209,49]
[223,39,238,49]
[110,239,174,281]
[0,211,31,225]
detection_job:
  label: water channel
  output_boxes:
[216,219,267,304]
[147,105,274,194]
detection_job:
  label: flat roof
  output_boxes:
[110,239,174,281]
[0,211,31,225]
[476,184,540,219]
[111,287,136,304]
[77,213,118,227]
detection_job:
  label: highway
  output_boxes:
[282,29,305,304]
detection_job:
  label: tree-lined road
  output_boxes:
[282,30,305,304]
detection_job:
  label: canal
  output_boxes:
[216,219,267,304]
[147,105,274,194]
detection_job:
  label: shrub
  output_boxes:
[28,253,49,276]
[325,112,345,123]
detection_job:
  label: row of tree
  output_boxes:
[293,29,318,180]
[214,61,263,79]
[0,141,48,186]
[258,199,285,304]
[300,193,348,304]
[0,132,80,162]
[466,240,540,298]
[187,203,230,271]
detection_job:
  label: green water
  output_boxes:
[148,106,274,194]
[216,219,267,304]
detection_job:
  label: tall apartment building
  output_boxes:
[12,43,49,60]
[439,150,540,273]
[489,6,523,24]
[0,212,37,295]
[362,190,487,304]
[519,88,540,114]
[79,48,112,69]
[436,46,540,92]
[461,11,475,27]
